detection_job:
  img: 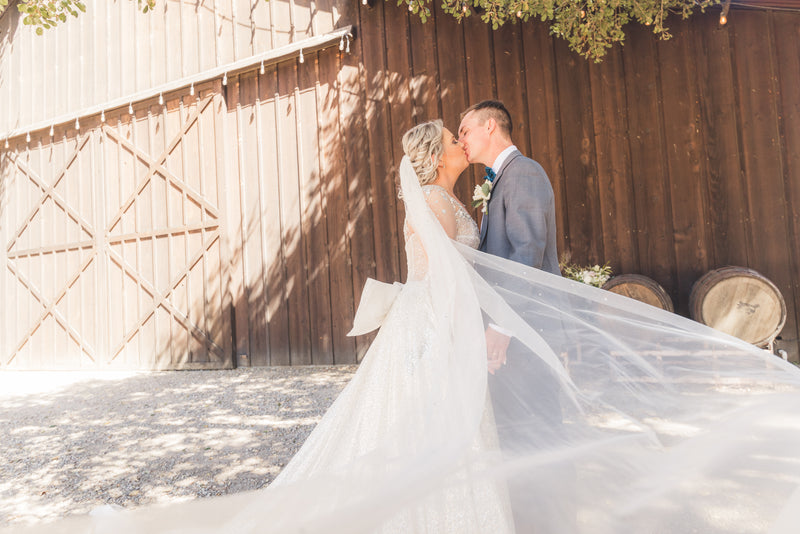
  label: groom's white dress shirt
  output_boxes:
[491,145,518,175]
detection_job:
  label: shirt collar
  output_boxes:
[491,145,518,174]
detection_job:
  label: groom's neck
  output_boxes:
[483,138,514,167]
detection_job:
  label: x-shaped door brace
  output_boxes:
[100,93,223,362]
[5,134,95,257]
[4,135,99,363]
[4,93,224,365]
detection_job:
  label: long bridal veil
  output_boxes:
[10,157,800,534]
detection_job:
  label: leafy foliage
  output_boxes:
[403,0,720,61]
[0,0,155,35]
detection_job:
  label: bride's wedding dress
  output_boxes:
[13,157,800,534]
[270,183,514,532]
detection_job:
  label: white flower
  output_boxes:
[472,181,493,214]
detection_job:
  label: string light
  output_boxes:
[26,132,30,143]
[49,124,54,137]
[299,49,305,64]
[100,110,106,123]
[720,0,730,25]
[339,36,345,51]
[5,138,9,149]
[158,92,164,105]
[345,36,351,53]
[129,102,134,115]
[190,83,195,96]
[223,72,228,85]
[260,60,265,74]
[75,118,80,130]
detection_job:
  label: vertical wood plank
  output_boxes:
[691,14,750,269]
[278,60,312,364]
[772,11,800,361]
[492,23,531,163]
[460,15,496,223]
[657,19,712,314]
[317,47,356,363]
[224,76,251,364]
[359,0,400,284]
[298,54,334,364]
[207,82,235,368]
[621,25,678,295]
[434,2,470,203]
[259,65,291,365]
[733,10,797,360]
[382,1,414,283]
[588,48,638,274]
[553,40,602,265]
[408,8,440,122]
[252,0,272,52]
[165,0,183,83]
[339,0,376,361]
[522,22,568,258]
[238,72,268,366]
[234,0,254,59]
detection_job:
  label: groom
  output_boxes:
[458,100,560,366]
[459,100,570,531]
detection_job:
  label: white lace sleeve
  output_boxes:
[404,187,458,281]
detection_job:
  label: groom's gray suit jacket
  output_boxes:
[479,149,560,275]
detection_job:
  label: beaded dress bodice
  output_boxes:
[403,184,480,281]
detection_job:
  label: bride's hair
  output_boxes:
[402,120,444,186]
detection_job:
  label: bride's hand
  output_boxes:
[485,327,510,374]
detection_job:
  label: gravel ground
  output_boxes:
[0,366,357,529]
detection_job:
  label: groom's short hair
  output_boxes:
[461,100,513,139]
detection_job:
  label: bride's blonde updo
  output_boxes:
[402,120,444,186]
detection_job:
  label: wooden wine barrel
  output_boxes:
[689,266,786,347]
[602,274,674,312]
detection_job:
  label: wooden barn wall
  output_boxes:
[2,2,799,369]
[0,0,339,134]
[220,4,800,365]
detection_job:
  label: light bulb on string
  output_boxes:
[299,49,305,64]
[101,110,105,123]
[223,72,228,86]
[49,124,54,137]
[75,118,80,130]
[346,36,351,53]
[720,0,730,25]
[129,102,134,115]
[339,36,345,51]
[190,83,195,96]
[260,60,265,75]
[26,132,30,143]
[159,92,164,105]
[4,138,8,149]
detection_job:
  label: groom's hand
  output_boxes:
[485,327,510,374]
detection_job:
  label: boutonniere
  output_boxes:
[472,180,493,214]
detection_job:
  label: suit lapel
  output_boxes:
[491,150,522,191]
[479,150,522,249]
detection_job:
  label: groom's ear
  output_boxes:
[485,117,496,135]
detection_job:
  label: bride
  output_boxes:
[13,121,800,534]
